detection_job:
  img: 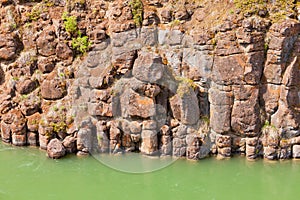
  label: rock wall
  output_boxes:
[0,0,300,160]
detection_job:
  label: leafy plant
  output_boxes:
[262,120,276,130]
[27,4,43,21]
[62,12,78,35]
[51,121,67,133]
[175,76,197,97]
[129,0,143,27]
[169,19,181,27]
[43,0,54,7]
[72,32,91,54]
[62,12,91,54]
[234,0,296,21]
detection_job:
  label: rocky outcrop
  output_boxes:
[0,0,300,161]
[47,138,66,159]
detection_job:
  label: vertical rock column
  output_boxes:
[291,136,300,158]
[160,125,172,156]
[172,124,187,157]
[10,109,27,146]
[77,118,96,155]
[170,79,200,158]
[216,134,231,158]
[186,134,201,160]
[245,137,260,159]
[261,126,280,160]
[26,113,41,146]
[141,120,158,155]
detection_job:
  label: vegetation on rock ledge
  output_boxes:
[234,0,297,21]
[129,0,143,27]
[62,12,91,54]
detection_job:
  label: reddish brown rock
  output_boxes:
[216,135,231,148]
[47,138,66,159]
[245,137,260,159]
[141,130,158,155]
[212,54,246,85]
[282,56,300,87]
[37,56,56,73]
[215,32,243,56]
[1,121,11,143]
[142,120,157,130]
[0,33,21,60]
[41,72,67,100]
[260,84,280,116]
[19,94,41,116]
[10,109,27,137]
[56,42,73,63]
[122,134,134,152]
[218,147,231,158]
[88,102,112,117]
[263,146,278,160]
[271,85,300,131]
[27,113,41,132]
[172,124,187,157]
[39,134,51,150]
[63,136,77,153]
[126,90,156,119]
[160,8,172,23]
[36,26,57,57]
[15,79,38,95]
[129,121,142,134]
[231,85,261,136]
[27,132,38,146]
[12,134,26,146]
[77,127,94,153]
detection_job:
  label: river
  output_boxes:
[0,142,299,200]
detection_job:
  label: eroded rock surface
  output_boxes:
[0,0,300,161]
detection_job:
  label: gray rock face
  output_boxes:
[132,51,165,83]
[77,128,94,154]
[186,135,201,160]
[170,82,200,125]
[141,130,158,155]
[293,145,300,158]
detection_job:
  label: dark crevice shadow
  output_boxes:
[0,65,5,85]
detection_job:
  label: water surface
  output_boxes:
[0,142,299,200]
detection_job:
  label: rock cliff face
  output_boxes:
[0,0,300,160]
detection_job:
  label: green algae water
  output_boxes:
[1,142,300,200]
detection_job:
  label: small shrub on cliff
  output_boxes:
[234,0,296,21]
[129,0,143,27]
[262,120,276,130]
[169,19,181,27]
[62,12,78,35]
[234,0,267,16]
[72,32,91,54]
[62,12,91,54]
[175,77,197,97]
[27,4,44,21]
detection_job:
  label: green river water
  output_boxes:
[0,142,299,200]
